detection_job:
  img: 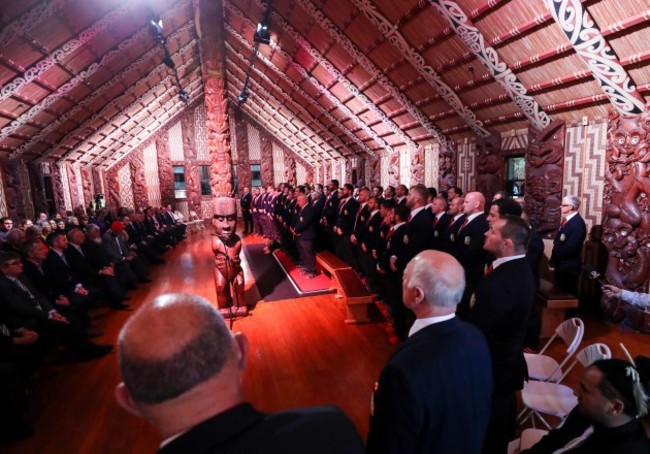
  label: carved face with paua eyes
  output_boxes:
[212,197,237,242]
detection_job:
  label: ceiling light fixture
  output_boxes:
[254,18,271,45]
[147,13,189,104]
[238,1,274,106]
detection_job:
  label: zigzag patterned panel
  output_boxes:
[501,129,529,151]
[564,122,608,231]
[247,124,261,161]
[272,142,284,186]
[425,144,440,189]
[380,156,389,188]
[118,165,134,209]
[0,165,7,217]
[144,143,161,207]
[457,140,476,193]
[59,163,72,211]
[194,104,209,162]
[400,151,412,187]
[227,111,237,163]
[296,162,306,186]
[168,122,184,162]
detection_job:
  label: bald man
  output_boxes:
[115,294,364,453]
[367,251,492,454]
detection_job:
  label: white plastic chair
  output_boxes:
[187,210,205,232]
[507,428,548,454]
[519,343,611,430]
[525,318,584,382]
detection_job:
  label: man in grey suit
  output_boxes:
[368,250,493,453]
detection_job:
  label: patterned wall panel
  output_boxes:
[168,121,184,161]
[129,149,148,209]
[74,165,84,208]
[175,200,189,220]
[425,144,439,189]
[296,162,306,186]
[52,163,66,213]
[247,124,261,161]
[59,163,72,211]
[260,133,274,188]
[284,151,296,186]
[439,143,457,192]
[66,164,79,209]
[80,167,93,210]
[92,168,104,196]
[457,139,476,193]
[411,148,425,185]
[272,142,285,186]
[340,160,346,184]
[194,104,209,162]
[201,199,214,219]
[325,162,331,184]
[502,129,529,151]
[156,133,174,206]
[0,164,7,217]
[18,160,33,219]
[400,150,412,187]
[388,153,400,187]
[331,160,340,181]
[144,143,161,207]
[564,121,608,231]
[380,155,389,188]
[227,108,237,163]
[117,164,134,209]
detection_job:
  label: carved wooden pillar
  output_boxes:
[28,162,48,216]
[234,111,251,190]
[156,134,174,206]
[260,134,273,188]
[92,168,104,196]
[51,163,66,214]
[2,159,26,219]
[370,158,381,188]
[106,167,120,209]
[524,120,565,236]
[197,0,232,196]
[601,110,650,328]
[181,110,202,213]
[388,153,400,187]
[475,134,502,203]
[305,165,314,185]
[67,164,80,209]
[411,148,425,185]
[439,144,457,192]
[129,150,148,209]
[81,167,93,209]
[284,152,296,186]
[325,162,331,183]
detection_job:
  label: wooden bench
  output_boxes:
[316,251,375,324]
[536,278,579,339]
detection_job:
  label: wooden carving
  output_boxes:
[370,158,381,188]
[156,134,175,206]
[27,162,48,215]
[81,167,93,209]
[182,111,202,214]
[475,134,502,203]
[305,165,314,185]
[601,110,650,328]
[388,153,400,187]
[129,150,148,209]
[411,149,425,185]
[2,159,26,219]
[345,159,353,185]
[284,152,296,186]
[524,120,565,236]
[92,168,104,196]
[438,144,457,192]
[325,162,331,184]
[51,163,66,214]
[235,112,251,190]
[107,168,120,208]
[260,135,273,188]
[67,164,80,209]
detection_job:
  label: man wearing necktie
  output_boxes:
[550,195,587,296]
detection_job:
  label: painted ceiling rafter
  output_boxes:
[41,45,199,160]
[225,43,351,158]
[544,0,645,116]
[8,19,197,158]
[292,0,450,147]
[226,2,387,155]
[426,0,551,130]
[1,20,196,141]
[226,70,341,163]
[0,0,77,49]
[350,0,490,137]
[239,1,418,150]
[225,23,376,157]
[62,64,201,164]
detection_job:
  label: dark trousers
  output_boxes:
[483,392,517,454]
[386,271,409,339]
[242,209,253,233]
[297,238,315,274]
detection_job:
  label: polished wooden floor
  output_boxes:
[3,230,649,453]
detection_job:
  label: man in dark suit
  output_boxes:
[550,195,587,296]
[368,250,493,453]
[291,194,317,278]
[443,196,465,253]
[115,293,364,454]
[468,216,536,454]
[431,196,452,251]
[333,184,359,266]
[390,185,434,272]
[240,187,253,234]
[102,221,151,286]
[455,191,490,318]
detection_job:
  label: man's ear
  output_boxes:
[115,382,143,417]
[233,333,248,371]
[608,398,625,417]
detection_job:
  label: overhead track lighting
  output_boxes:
[147,14,189,105]
[237,90,249,103]
[254,19,271,45]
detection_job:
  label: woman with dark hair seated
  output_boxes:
[522,358,650,453]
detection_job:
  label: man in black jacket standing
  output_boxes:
[291,194,317,278]
[240,187,253,235]
[550,195,587,296]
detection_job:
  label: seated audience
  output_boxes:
[115,293,365,453]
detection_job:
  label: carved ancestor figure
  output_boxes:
[411,148,425,184]
[438,145,457,192]
[601,110,650,326]
[388,153,400,187]
[475,135,502,204]
[211,197,246,315]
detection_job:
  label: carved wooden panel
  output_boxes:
[601,110,650,328]
[234,111,251,190]
[272,142,285,186]
[260,133,274,188]
[370,158,381,188]
[106,167,120,209]
[475,134,502,204]
[388,153,400,187]
[52,163,66,213]
[81,167,93,209]
[92,168,104,196]
[439,143,458,192]
[325,161,331,184]
[0,164,7,217]
[2,159,25,219]
[524,120,565,236]
[143,143,161,207]
[182,110,202,214]
[17,160,33,219]
[27,162,48,216]
[156,134,174,207]
[67,163,80,209]
[284,151,296,186]
[411,148,425,185]
[129,150,148,209]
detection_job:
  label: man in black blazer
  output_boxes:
[115,293,364,454]
[430,196,451,251]
[240,187,253,234]
[390,185,434,272]
[468,216,536,454]
[455,191,490,318]
[550,195,587,296]
[291,194,317,277]
[333,184,359,266]
[368,250,493,453]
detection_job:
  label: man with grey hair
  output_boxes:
[550,195,586,295]
[367,251,493,454]
[115,293,364,453]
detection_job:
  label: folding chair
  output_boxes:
[519,343,611,430]
[525,318,584,382]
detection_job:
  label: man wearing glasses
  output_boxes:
[550,195,587,295]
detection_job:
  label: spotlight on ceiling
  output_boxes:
[148,16,164,36]
[254,19,271,44]
[179,89,190,102]
[237,90,249,103]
